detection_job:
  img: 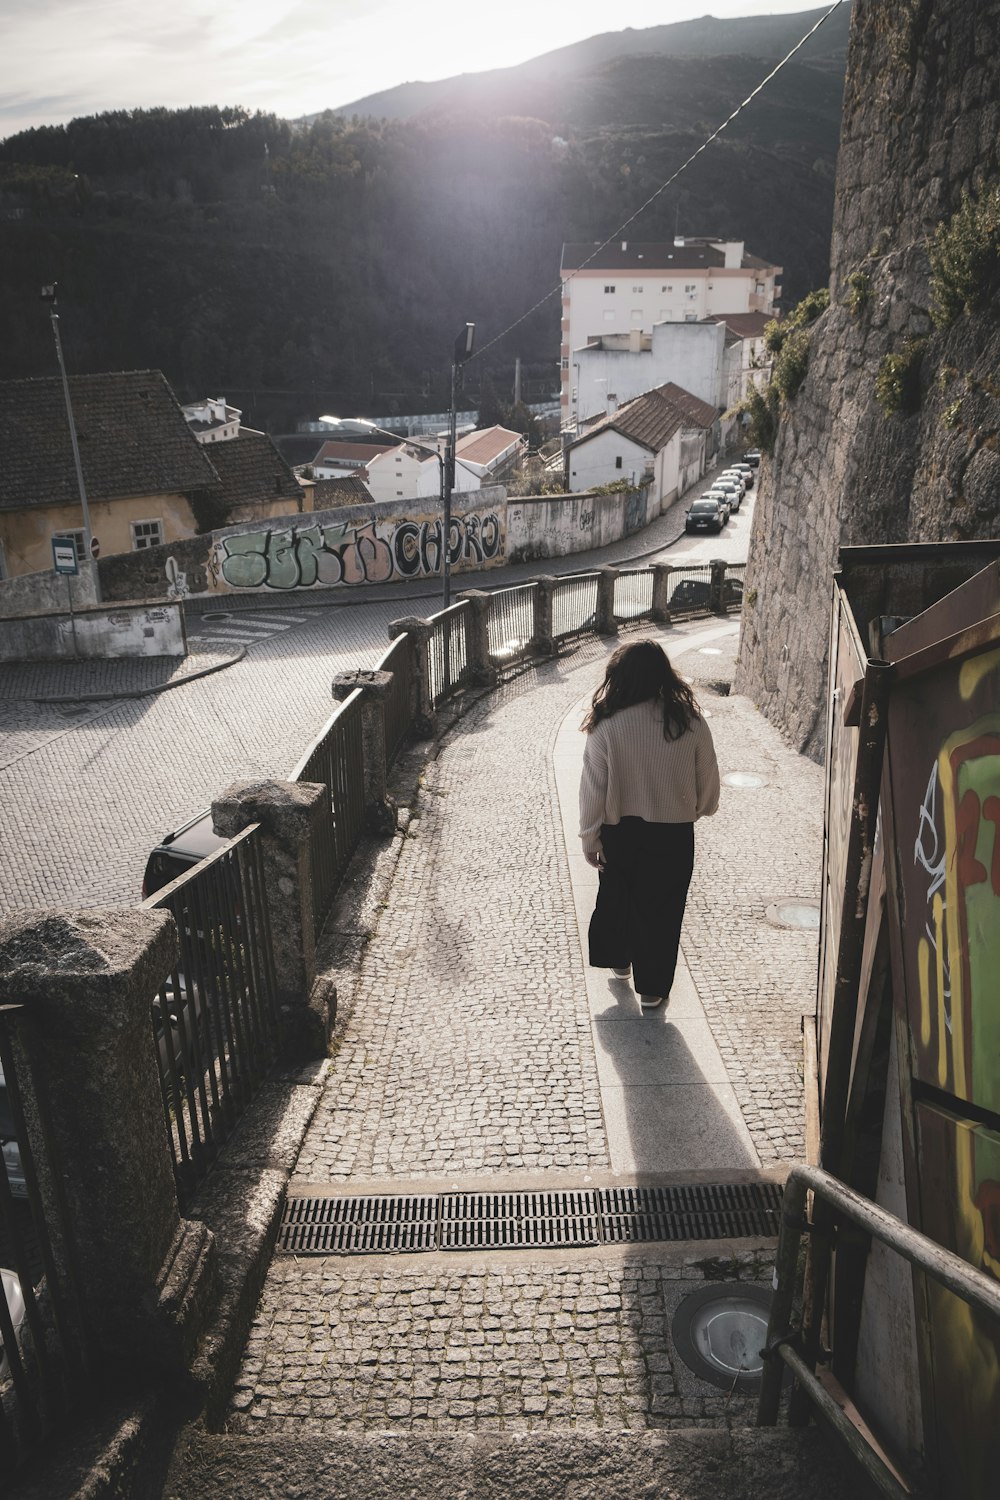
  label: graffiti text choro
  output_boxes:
[212,513,504,592]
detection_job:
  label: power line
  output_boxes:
[469,0,846,366]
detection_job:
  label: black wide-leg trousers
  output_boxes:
[587,816,695,998]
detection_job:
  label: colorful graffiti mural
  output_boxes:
[889,641,1000,1499]
[209,511,504,592]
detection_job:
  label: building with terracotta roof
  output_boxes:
[0,370,306,581]
[565,382,721,509]
[559,237,781,427]
[308,440,395,479]
[455,426,525,483]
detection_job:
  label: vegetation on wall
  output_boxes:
[845,269,871,317]
[731,287,830,452]
[875,336,928,416]
[929,185,1000,328]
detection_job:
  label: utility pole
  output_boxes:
[443,322,475,608]
[41,284,100,601]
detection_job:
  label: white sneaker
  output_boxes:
[611,967,631,980]
[640,994,666,1009]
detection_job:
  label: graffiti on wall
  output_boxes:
[892,646,1000,1500]
[209,511,504,592]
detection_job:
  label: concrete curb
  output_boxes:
[11,646,246,706]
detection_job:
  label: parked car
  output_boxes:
[729,463,754,489]
[142,809,224,900]
[685,497,726,534]
[708,481,741,513]
[742,450,761,468]
[718,475,746,506]
[669,576,744,610]
[0,1065,26,1201]
[720,469,748,496]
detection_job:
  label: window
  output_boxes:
[561,356,569,370]
[632,284,643,293]
[661,284,673,292]
[684,313,697,322]
[604,284,616,294]
[615,456,623,470]
[54,529,85,562]
[131,519,163,550]
[685,284,697,294]
[630,309,643,325]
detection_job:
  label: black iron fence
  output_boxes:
[428,602,474,707]
[377,634,415,765]
[613,568,655,623]
[552,572,599,640]
[0,1011,88,1468]
[487,583,537,666]
[143,825,280,1207]
[291,690,366,930]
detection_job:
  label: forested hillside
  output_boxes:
[0,15,846,434]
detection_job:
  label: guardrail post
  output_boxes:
[0,908,216,1382]
[389,616,436,735]
[651,563,673,623]
[531,575,558,656]
[710,558,727,614]
[211,780,333,1058]
[596,566,619,635]
[331,669,398,833]
[456,590,499,684]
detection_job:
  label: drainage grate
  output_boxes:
[282,1195,438,1254]
[440,1191,601,1250]
[279,1182,782,1256]
[600,1183,783,1244]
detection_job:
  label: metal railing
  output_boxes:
[428,601,473,707]
[759,1163,1000,1500]
[613,568,654,623]
[552,573,599,639]
[663,562,713,615]
[0,1010,89,1472]
[376,634,414,766]
[487,583,537,666]
[291,689,366,928]
[144,825,280,1206]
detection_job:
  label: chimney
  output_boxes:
[621,240,627,252]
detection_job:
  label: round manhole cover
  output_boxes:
[203,612,233,622]
[767,900,821,930]
[723,771,766,789]
[699,647,723,656]
[672,1283,772,1391]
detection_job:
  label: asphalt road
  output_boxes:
[0,479,754,914]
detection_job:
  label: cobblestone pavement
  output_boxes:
[0,646,239,704]
[0,463,746,914]
[231,1249,769,1435]
[232,621,823,1434]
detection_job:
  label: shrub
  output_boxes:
[846,270,871,316]
[875,337,928,416]
[929,185,1000,328]
[771,326,812,403]
[730,288,830,452]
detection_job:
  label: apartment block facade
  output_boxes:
[559,237,781,428]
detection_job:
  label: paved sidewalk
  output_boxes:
[229,619,825,1437]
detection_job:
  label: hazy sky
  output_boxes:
[0,1,833,141]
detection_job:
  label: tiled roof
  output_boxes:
[311,476,373,507]
[203,427,302,509]
[561,241,724,273]
[312,440,393,465]
[655,383,719,430]
[568,380,718,456]
[456,426,523,465]
[0,370,219,513]
[742,252,782,272]
[704,312,772,339]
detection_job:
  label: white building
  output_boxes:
[181,396,241,443]
[559,237,781,428]
[565,382,720,512]
[573,321,726,427]
[361,426,525,504]
[309,440,393,479]
[704,312,773,406]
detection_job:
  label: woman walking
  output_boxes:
[579,639,719,1009]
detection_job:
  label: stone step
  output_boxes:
[167,1425,870,1500]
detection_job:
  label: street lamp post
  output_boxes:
[41,284,100,601]
[443,324,476,608]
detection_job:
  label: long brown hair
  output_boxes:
[582,639,698,740]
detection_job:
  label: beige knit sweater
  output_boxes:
[578,699,720,854]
